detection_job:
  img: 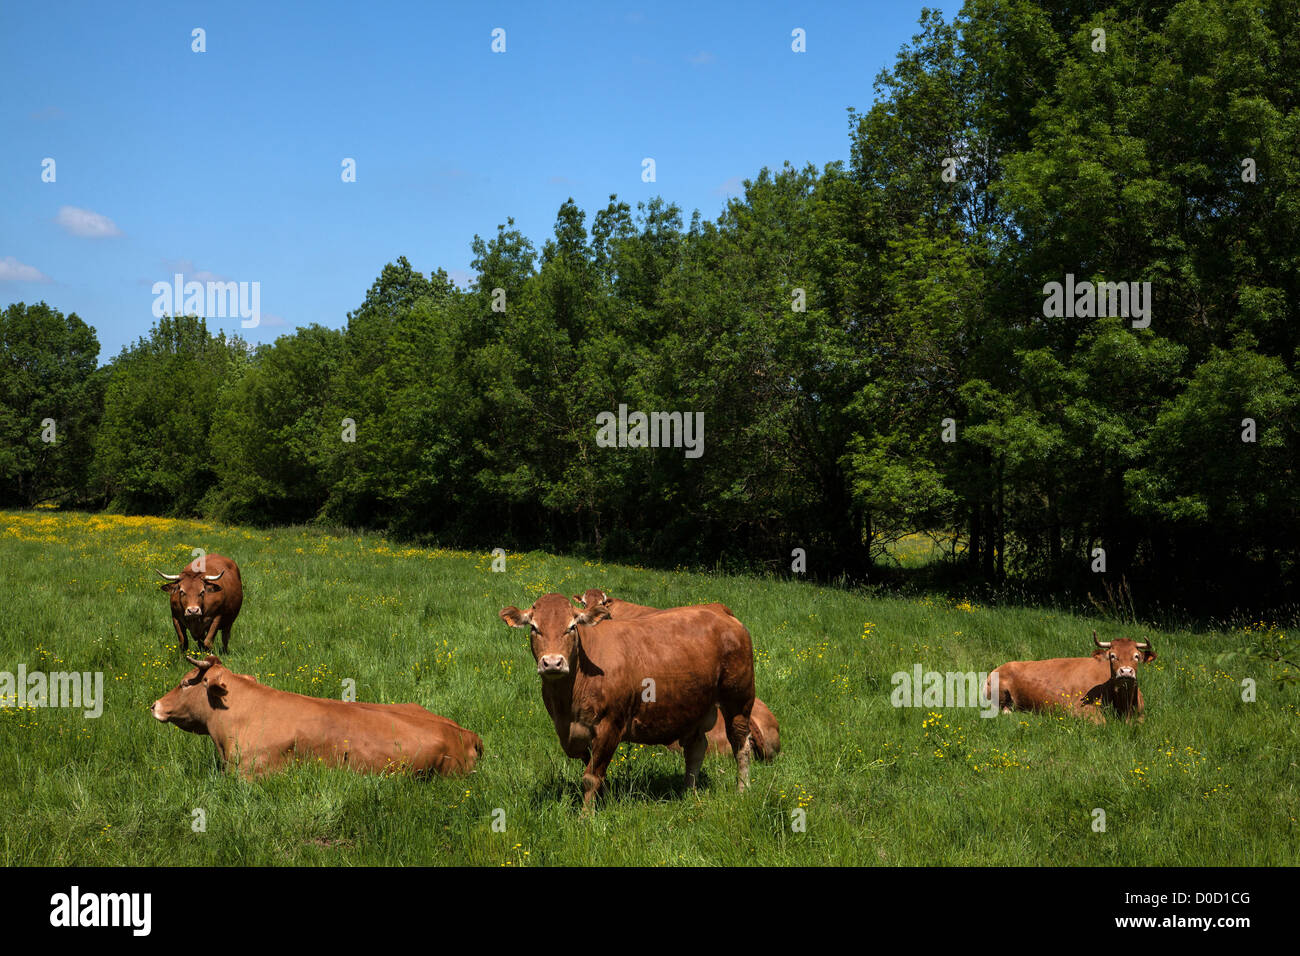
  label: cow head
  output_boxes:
[151,655,231,733]
[500,593,609,679]
[571,589,609,610]
[156,565,226,619]
[1092,631,1155,682]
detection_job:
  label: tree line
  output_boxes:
[2,0,1297,617]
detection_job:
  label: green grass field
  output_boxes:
[1,510,1295,866]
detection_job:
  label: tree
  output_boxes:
[0,302,102,506]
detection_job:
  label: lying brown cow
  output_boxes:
[152,655,482,777]
[500,592,756,810]
[986,631,1156,723]
[156,554,244,655]
[573,589,780,760]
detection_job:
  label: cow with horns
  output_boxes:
[986,631,1156,723]
[152,655,482,778]
[155,554,244,655]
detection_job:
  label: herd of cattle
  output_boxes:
[149,556,1156,808]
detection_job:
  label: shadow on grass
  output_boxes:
[527,761,729,812]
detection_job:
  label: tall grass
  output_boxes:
[0,510,1295,865]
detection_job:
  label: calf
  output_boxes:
[574,588,780,759]
[500,593,756,810]
[155,554,243,655]
[987,631,1155,723]
[152,656,482,777]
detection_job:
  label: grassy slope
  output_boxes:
[0,510,1295,866]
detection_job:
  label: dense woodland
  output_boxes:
[2,0,1297,617]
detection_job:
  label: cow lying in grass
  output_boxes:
[573,589,780,760]
[152,656,482,777]
[986,632,1155,724]
[501,592,757,811]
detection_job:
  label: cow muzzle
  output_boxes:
[151,700,168,722]
[537,655,570,678]
[184,606,202,617]
[1115,666,1137,680]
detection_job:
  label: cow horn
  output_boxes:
[1092,630,1111,649]
[185,655,216,670]
[1136,637,1152,651]
[203,570,225,582]
[155,569,181,581]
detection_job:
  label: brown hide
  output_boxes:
[501,593,756,809]
[152,656,481,777]
[987,635,1155,723]
[156,554,244,655]
[574,589,780,760]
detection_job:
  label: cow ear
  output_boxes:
[159,581,177,593]
[205,675,229,708]
[499,607,529,628]
[1143,648,1157,663]
[578,605,611,626]
[571,594,585,607]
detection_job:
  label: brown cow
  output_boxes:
[986,631,1156,724]
[573,589,780,760]
[500,592,756,810]
[151,655,482,777]
[155,554,244,655]
[571,589,658,618]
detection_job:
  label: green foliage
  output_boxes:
[5,0,1300,613]
[0,302,102,507]
[93,315,246,515]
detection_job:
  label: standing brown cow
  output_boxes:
[155,554,243,655]
[500,592,756,811]
[573,589,780,760]
[151,655,482,777]
[986,631,1156,723]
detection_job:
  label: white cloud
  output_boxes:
[0,257,51,282]
[161,258,230,283]
[688,51,715,66]
[56,206,123,238]
[713,175,745,196]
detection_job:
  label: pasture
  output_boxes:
[0,510,1295,866]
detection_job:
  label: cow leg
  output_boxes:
[219,623,231,654]
[580,723,621,814]
[718,700,753,793]
[201,616,222,652]
[171,618,189,655]
[681,730,708,792]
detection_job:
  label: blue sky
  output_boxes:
[1,1,950,361]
